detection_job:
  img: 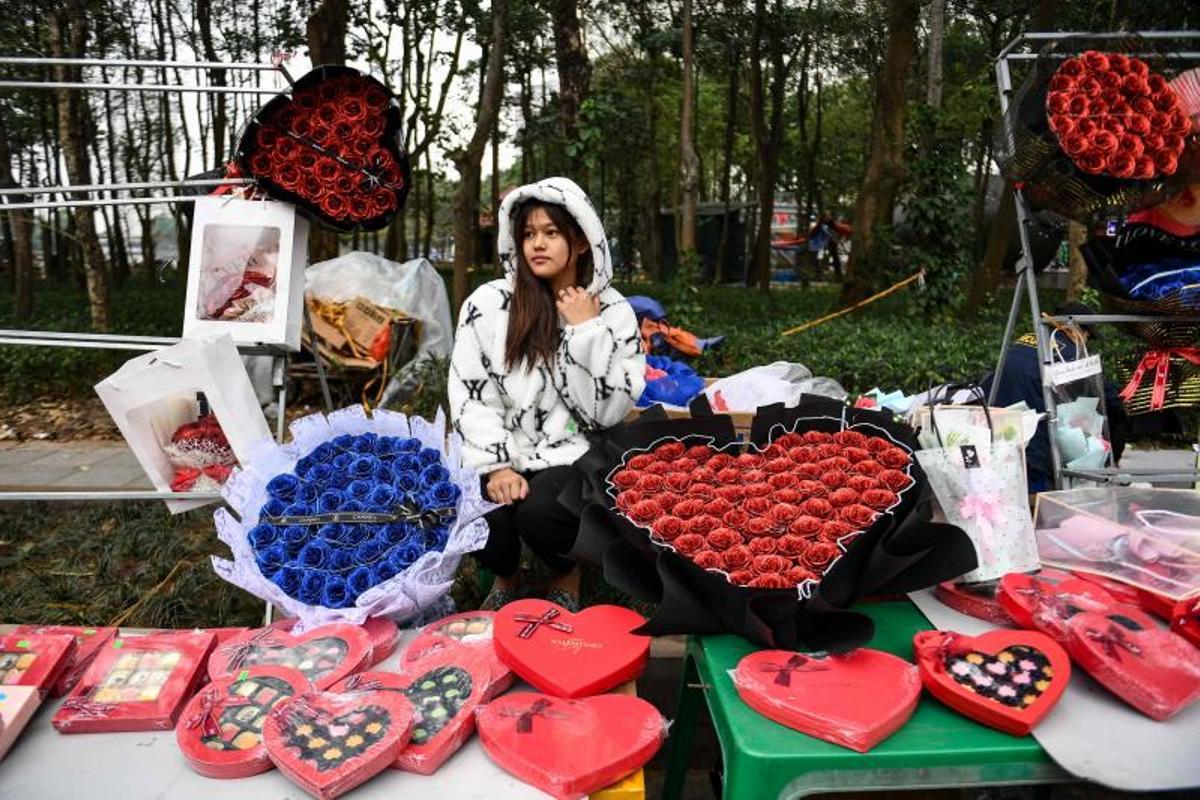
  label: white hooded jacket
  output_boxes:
[448,177,646,474]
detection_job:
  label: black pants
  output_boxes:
[474,465,580,578]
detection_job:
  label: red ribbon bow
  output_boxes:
[186,688,250,738]
[341,674,384,692]
[1014,584,1079,621]
[499,698,571,733]
[1084,625,1143,661]
[219,629,281,671]
[60,698,117,720]
[513,609,574,640]
[928,632,974,674]
[1119,348,1200,411]
[759,654,830,686]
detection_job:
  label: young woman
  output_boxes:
[448,177,645,611]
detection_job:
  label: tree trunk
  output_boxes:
[749,0,789,292]
[678,0,699,258]
[716,49,739,284]
[549,0,591,176]
[926,0,945,108]
[452,0,508,312]
[841,0,919,304]
[0,129,34,320]
[196,0,228,163]
[50,4,112,330]
[306,0,349,264]
[520,66,533,185]
[423,147,435,258]
[1066,221,1087,302]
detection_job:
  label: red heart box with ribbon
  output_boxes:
[733,648,920,752]
[208,624,371,690]
[913,629,1070,736]
[13,625,117,697]
[1065,610,1200,721]
[238,65,411,233]
[403,611,515,700]
[269,616,399,668]
[476,691,666,800]
[0,633,77,697]
[176,666,311,779]
[329,643,492,775]
[997,569,1119,641]
[493,600,651,698]
[264,687,414,800]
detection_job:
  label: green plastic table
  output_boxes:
[660,600,1073,800]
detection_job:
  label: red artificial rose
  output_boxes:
[767,472,798,490]
[1087,97,1109,117]
[248,152,273,176]
[1128,58,1149,78]
[1155,91,1180,113]
[706,527,743,551]
[685,482,716,500]
[339,96,367,123]
[310,123,335,147]
[1078,150,1109,175]
[829,430,863,448]
[1081,51,1110,73]
[1146,73,1168,95]
[687,514,720,536]
[748,537,778,556]
[670,457,698,473]
[672,498,705,520]
[1151,110,1172,132]
[846,475,879,494]
[795,479,828,498]
[745,517,776,537]
[1162,133,1184,154]
[614,489,642,512]
[745,497,773,516]
[716,467,742,484]
[673,533,706,556]
[787,515,823,537]
[272,107,296,130]
[654,441,686,461]
[802,497,835,519]
[316,103,339,127]
[796,463,823,480]
[1108,53,1130,74]
[1067,95,1090,116]
[716,485,745,504]
[627,453,655,470]
[1156,150,1180,176]
[842,447,871,464]
[364,86,389,110]
[300,175,324,201]
[629,499,661,524]
[255,126,281,149]
[656,492,684,514]
[1132,95,1156,115]
[723,509,751,529]
[651,516,685,542]
[768,503,801,526]
[722,545,753,571]
[290,112,313,140]
[811,443,838,461]
[370,188,397,215]
[1170,109,1191,134]
[771,488,801,505]
[749,573,791,590]
[1089,129,1119,155]
[1047,91,1072,115]
[293,89,318,110]
[753,554,791,575]
[704,497,734,517]
[637,474,664,493]
[1100,70,1123,90]
[785,566,817,585]
[741,468,768,485]
[828,487,860,508]
[1048,74,1076,93]
[862,487,899,510]
[774,432,806,448]
[276,164,302,190]
[692,550,724,571]
[1127,114,1151,135]
[850,459,883,477]
[708,453,734,470]
[1059,57,1085,78]
[272,136,299,162]
[685,444,714,461]
[878,469,912,492]
[764,457,792,474]
[819,456,852,473]
[1062,133,1089,158]
[819,470,848,489]
[840,504,878,527]
[646,460,672,476]
[803,542,840,571]
[1118,134,1145,157]
[761,443,787,460]
[728,569,755,587]
[664,472,691,493]
[801,430,831,445]
[693,466,717,484]
[878,448,911,470]
[734,452,763,469]
[821,520,855,542]
[1078,76,1102,97]
[1108,151,1137,178]
[743,482,773,499]
[777,533,810,556]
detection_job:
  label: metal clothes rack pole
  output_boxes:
[989,31,1200,490]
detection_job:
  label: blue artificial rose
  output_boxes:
[347,479,374,502]
[248,523,279,553]
[396,437,421,454]
[332,434,355,451]
[342,524,370,546]
[260,498,288,521]
[371,560,399,584]
[394,455,421,474]
[396,536,426,565]
[283,502,314,518]
[343,500,365,514]
[317,522,347,544]
[328,549,355,573]
[318,490,346,514]
[361,524,389,544]
[347,566,373,596]
[420,464,451,489]
[384,522,418,547]
[332,453,353,473]
[417,447,442,468]
[266,474,300,503]
[298,572,327,604]
[355,538,385,564]
[294,456,316,478]
[424,481,461,509]
[307,463,333,486]
[269,566,303,599]
[367,484,397,511]
[297,541,330,570]
[393,471,419,496]
[372,460,393,483]
[311,442,336,464]
[321,575,353,609]
[297,482,321,505]
[353,433,379,453]
[386,543,417,573]
[256,544,287,573]
[351,456,379,480]
[423,525,450,552]
[375,436,399,456]
[281,526,310,558]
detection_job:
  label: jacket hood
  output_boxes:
[496,177,612,294]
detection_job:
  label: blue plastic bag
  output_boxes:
[637,355,706,408]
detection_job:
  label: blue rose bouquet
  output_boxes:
[212,405,493,629]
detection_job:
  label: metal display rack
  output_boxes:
[988,31,1200,490]
[0,56,324,503]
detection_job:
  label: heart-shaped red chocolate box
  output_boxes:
[269,616,399,668]
[208,624,371,690]
[264,687,413,800]
[239,65,411,232]
[997,569,1119,641]
[330,643,492,775]
[493,600,650,698]
[176,666,311,779]
[1065,610,1200,721]
[403,610,516,700]
[476,691,666,800]
[734,648,920,752]
[914,629,1070,736]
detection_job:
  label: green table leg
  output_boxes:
[662,652,703,800]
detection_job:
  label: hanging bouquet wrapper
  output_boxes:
[237,65,412,233]
[212,405,492,631]
[565,396,976,651]
[996,35,1198,223]
[1118,347,1200,415]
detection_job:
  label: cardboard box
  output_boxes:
[626,378,754,436]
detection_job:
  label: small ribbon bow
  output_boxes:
[342,674,383,692]
[219,629,281,671]
[928,632,972,673]
[1119,348,1200,412]
[1084,625,1143,661]
[759,654,830,687]
[60,698,117,720]
[499,698,571,733]
[186,688,249,738]
[1014,584,1078,621]
[513,609,574,640]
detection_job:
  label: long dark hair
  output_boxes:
[504,200,594,370]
